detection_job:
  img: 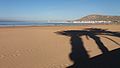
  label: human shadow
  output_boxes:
[55,28,120,68]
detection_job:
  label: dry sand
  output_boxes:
[0,24,120,68]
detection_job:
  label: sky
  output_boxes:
[0,0,120,20]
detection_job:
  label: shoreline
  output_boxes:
[0,23,118,28]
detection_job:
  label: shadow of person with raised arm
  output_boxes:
[55,28,120,68]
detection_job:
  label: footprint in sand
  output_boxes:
[12,53,21,57]
[47,64,70,68]
[0,54,5,59]
[10,49,33,57]
[0,49,33,59]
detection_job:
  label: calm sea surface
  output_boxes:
[0,22,92,27]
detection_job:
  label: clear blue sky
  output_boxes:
[0,0,120,20]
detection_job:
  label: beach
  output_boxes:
[0,24,120,68]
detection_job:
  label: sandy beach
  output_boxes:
[0,24,120,68]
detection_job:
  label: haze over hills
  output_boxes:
[75,14,120,22]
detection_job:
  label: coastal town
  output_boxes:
[71,14,120,24]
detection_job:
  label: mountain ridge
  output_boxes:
[75,14,120,23]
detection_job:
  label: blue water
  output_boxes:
[0,22,90,27]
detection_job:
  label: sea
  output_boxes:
[0,22,92,27]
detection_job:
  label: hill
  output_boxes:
[75,14,120,23]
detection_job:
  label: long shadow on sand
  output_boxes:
[55,28,120,68]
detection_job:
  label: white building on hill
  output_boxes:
[73,21,112,23]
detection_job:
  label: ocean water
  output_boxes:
[0,22,91,27]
